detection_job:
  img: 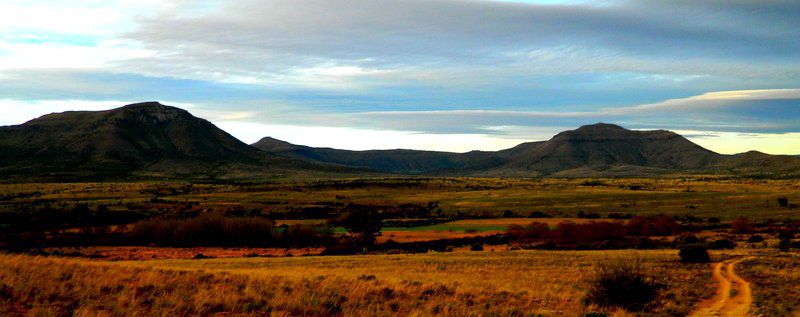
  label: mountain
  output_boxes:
[252,137,519,174]
[0,102,354,180]
[484,123,722,176]
[254,123,800,177]
[2,102,798,179]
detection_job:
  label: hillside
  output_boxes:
[0,102,354,180]
[255,123,800,177]
[483,123,722,176]
[251,137,526,174]
[2,102,798,179]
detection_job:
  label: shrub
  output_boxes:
[731,217,755,234]
[584,257,661,311]
[708,238,736,250]
[130,212,278,247]
[679,244,710,263]
[528,211,550,218]
[747,235,765,243]
[470,243,484,251]
[331,204,383,248]
[625,215,680,236]
[672,234,701,247]
[778,239,791,252]
[778,197,789,208]
[128,213,334,247]
[778,231,795,240]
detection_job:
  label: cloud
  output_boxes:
[340,89,800,135]
[121,0,800,87]
[1,1,798,154]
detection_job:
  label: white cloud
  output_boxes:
[214,121,529,152]
[679,130,800,155]
[0,99,124,125]
[3,97,799,155]
[615,89,800,113]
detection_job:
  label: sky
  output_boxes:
[1,0,799,154]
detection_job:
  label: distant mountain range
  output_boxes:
[2,102,798,180]
[253,123,800,177]
[0,102,360,180]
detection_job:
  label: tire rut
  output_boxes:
[689,257,753,317]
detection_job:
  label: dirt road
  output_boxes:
[690,257,753,317]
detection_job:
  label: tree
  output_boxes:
[334,204,383,249]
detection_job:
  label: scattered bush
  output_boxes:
[778,197,789,208]
[778,231,795,240]
[130,212,278,246]
[708,238,736,250]
[331,204,383,248]
[527,211,550,218]
[625,215,680,236]
[778,239,791,252]
[508,215,680,247]
[747,235,765,243]
[584,257,661,311]
[731,217,755,234]
[578,211,602,219]
[129,212,333,247]
[679,244,710,263]
[672,234,701,247]
[470,243,484,251]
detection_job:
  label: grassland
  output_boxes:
[2,177,799,316]
[0,249,738,316]
[1,178,797,223]
[738,251,800,316]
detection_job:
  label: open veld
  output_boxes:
[2,249,800,316]
[2,177,799,220]
[2,177,800,316]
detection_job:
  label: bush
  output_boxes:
[625,215,680,236]
[779,239,791,252]
[679,244,710,263]
[731,217,755,234]
[584,257,661,311]
[708,238,736,250]
[778,197,789,208]
[747,235,765,243]
[130,212,278,246]
[331,204,383,247]
[672,234,701,247]
[528,211,550,218]
[778,231,795,240]
[470,243,484,251]
[128,213,333,247]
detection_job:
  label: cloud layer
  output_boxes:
[0,0,798,153]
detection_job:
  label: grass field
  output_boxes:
[2,178,800,316]
[2,178,798,222]
[0,249,738,316]
[738,251,800,316]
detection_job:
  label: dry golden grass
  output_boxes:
[737,250,800,316]
[0,250,722,316]
[2,178,798,220]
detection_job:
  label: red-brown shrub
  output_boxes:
[731,217,755,234]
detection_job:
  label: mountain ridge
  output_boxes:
[2,102,799,180]
[253,123,800,177]
[0,102,361,180]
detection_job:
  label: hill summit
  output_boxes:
[0,102,350,180]
[2,102,799,179]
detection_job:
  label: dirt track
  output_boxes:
[690,257,753,317]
